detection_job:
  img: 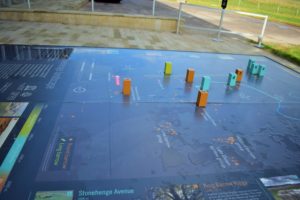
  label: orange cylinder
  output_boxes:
[196,90,208,107]
[235,69,243,82]
[123,78,131,96]
[185,68,195,83]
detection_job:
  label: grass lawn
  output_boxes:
[264,43,300,66]
[168,0,300,27]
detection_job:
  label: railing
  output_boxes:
[3,0,157,16]
[176,3,268,48]
[152,0,156,16]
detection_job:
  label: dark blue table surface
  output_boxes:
[0,44,299,200]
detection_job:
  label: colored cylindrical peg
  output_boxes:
[122,78,131,96]
[227,73,237,87]
[235,69,243,82]
[258,64,266,77]
[200,76,211,91]
[250,63,259,75]
[185,68,195,83]
[247,59,255,71]
[196,90,208,107]
[164,62,172,75]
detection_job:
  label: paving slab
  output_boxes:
[0,20,299,73]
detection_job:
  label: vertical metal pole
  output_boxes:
[46,48,49,59]
[152,0,156,16]
[258,16,268,48]
[1,46,6,61]
[20,47,25,60]
[92,0,94,12]
[28,46,32,60]
[15,46,20,60]
[27,0,31,9]
[216,8,225,41]
[176,3,182,34]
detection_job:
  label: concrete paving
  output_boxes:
[83,0,299,45]
[0,0,87,10]
[0,0,299,72]
[0,20,299,73]
[158,0,300,45]
[2,0,299,45]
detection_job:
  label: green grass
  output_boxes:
[264,43,300,66]
[169,0,300,27]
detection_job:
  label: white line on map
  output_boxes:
[131,88,136,101]
[80,62,85,72]
[135,86,141,101]
[205,110,217,127]
[158,79,164,90]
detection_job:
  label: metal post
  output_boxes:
[213,8,225,42]
[257,15,268,48]
[92,0,94,12]
[1,46,6,61]
[176,3,182,34]
[152,0,156,16]
[27,0,31,9]
[28,46,31,60]
[15,46,20,60]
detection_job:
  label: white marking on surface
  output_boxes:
[89,62,95,80]
[158,79,164,90]
[27,192,32,200]
[145,52,162,57]
[205,110,217,127]
[131,88,136,101]
[218,55,235,60]
[80,62,85,72]
[161,130,171,148]
[201,112,208,121]
[188,54,200,58]
[135,86,141,101]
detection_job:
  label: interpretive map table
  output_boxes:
[0,45,299,200]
